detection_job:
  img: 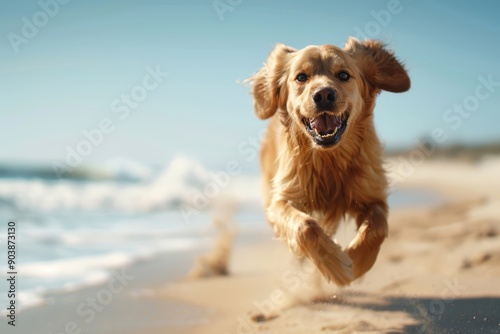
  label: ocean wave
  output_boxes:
[0,156,261,213]
[0,158,153,182]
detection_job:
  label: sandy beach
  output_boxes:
[154,157,500,334]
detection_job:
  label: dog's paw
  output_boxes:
[313,240,353,286]
[346,222,384,279]
[346,245,379,280]
[296,220,353,285]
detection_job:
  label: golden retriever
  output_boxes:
[247,38,410,286]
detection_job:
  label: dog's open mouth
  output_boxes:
[303,111,349,147]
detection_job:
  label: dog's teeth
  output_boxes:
[315,127,338,138]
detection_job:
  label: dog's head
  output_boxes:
[248,38,410,149]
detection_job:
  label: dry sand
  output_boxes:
[149,157,500,333]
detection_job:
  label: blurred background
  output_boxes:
[0,0,499,332]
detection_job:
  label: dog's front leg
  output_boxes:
[346,203,388,279]
[267,199,353,286]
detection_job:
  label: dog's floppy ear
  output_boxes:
[345,37,410,93]
[247,43,296,119]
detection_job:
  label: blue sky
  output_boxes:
[1,0,499,171]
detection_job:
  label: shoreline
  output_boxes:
[3,226,271,334]
[6,248,202,334]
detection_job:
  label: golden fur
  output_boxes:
[247,38,410,285]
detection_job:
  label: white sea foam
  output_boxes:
[0,237,206,315]
[15,291,46,314]
[0,156,261,213]
[22,252,133,279]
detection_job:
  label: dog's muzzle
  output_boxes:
[303,111,349,147]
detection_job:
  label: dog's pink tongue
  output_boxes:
[310,114,341,134]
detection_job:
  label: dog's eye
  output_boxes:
[338,71,350,81]
[296,73,308,82]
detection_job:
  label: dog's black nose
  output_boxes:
[312,87,336,110]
